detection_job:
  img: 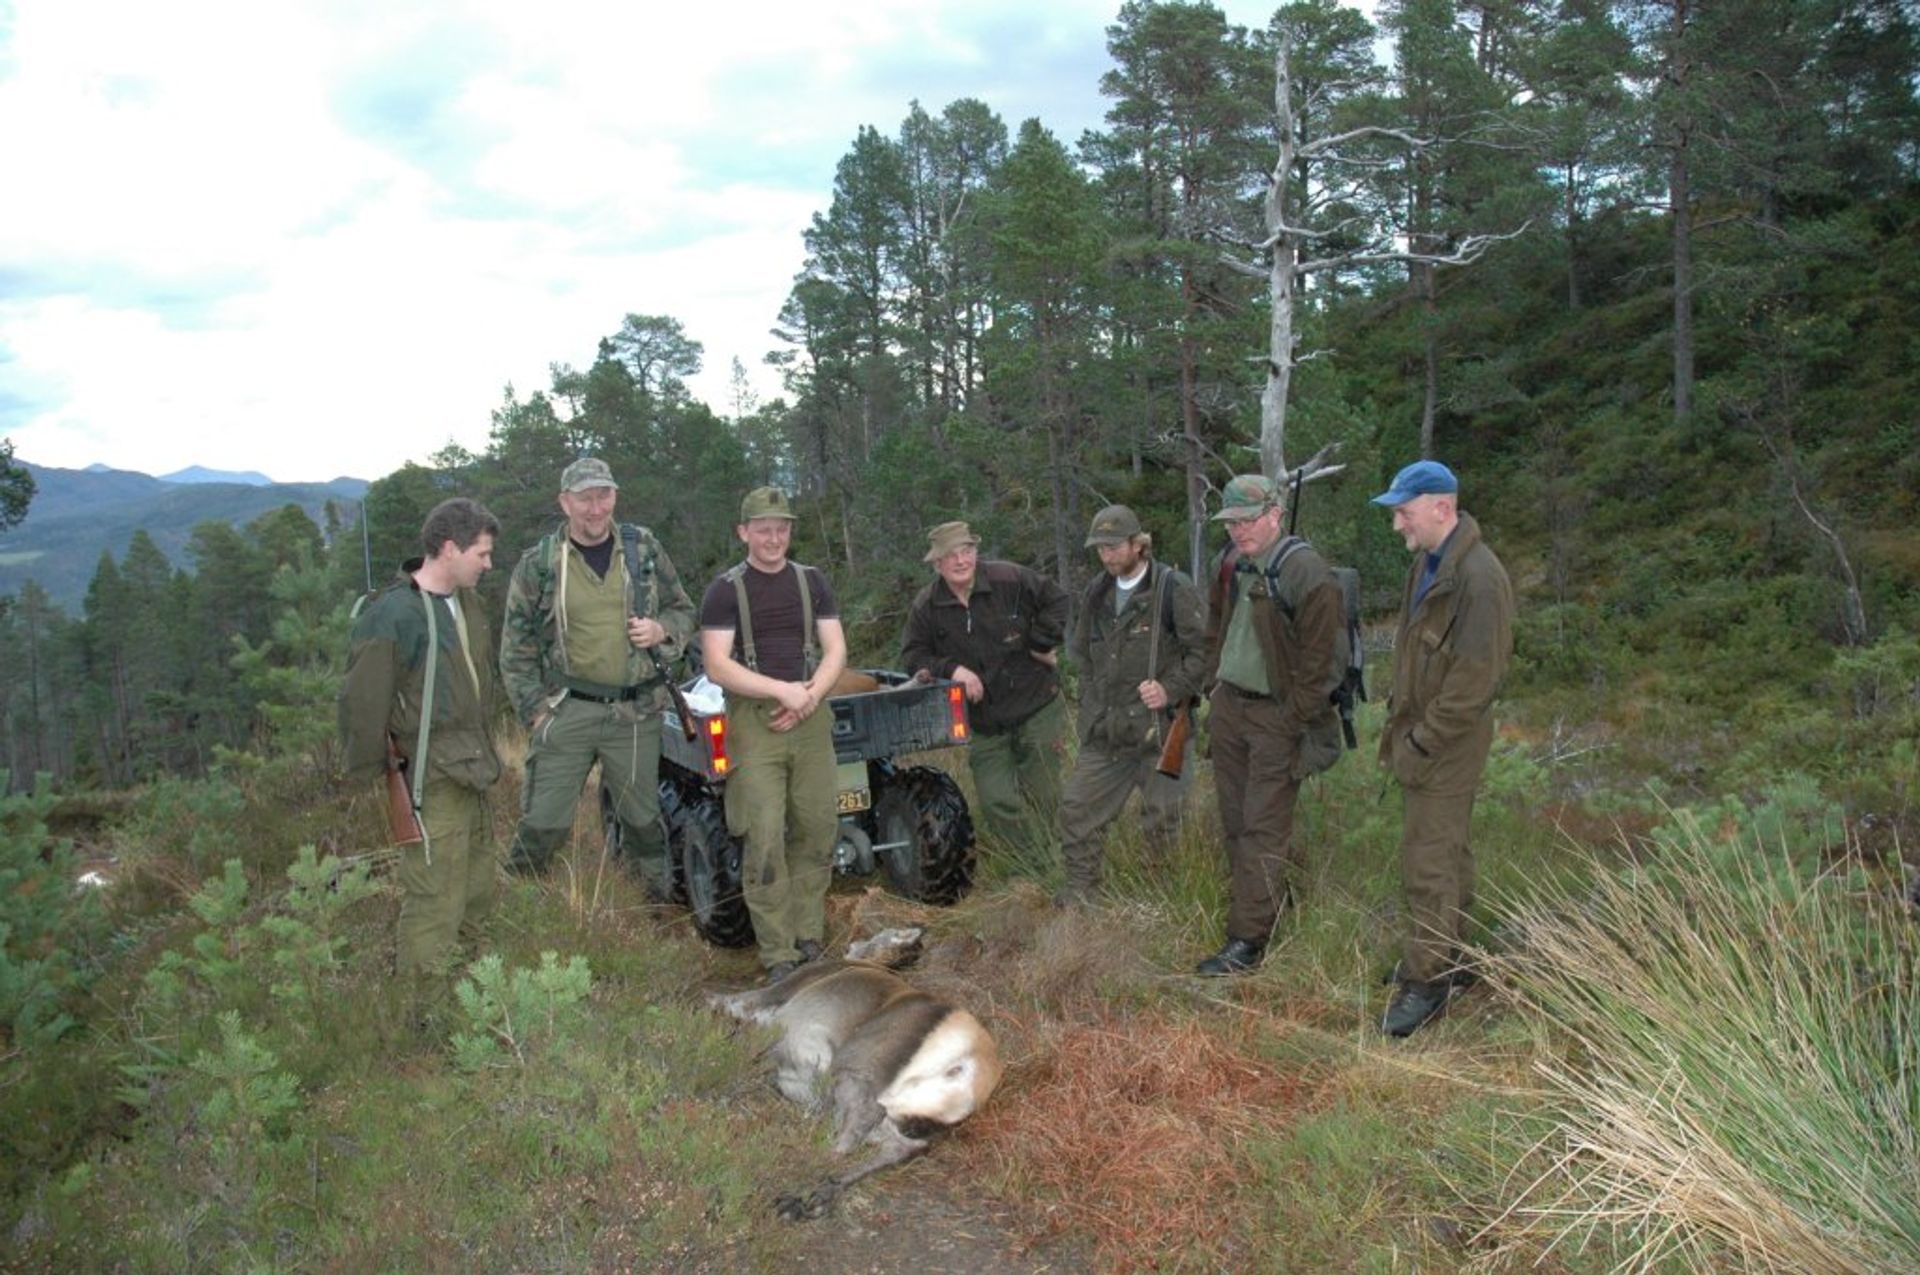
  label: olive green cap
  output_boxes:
[739,485,796,521]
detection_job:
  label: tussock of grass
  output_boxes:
[961,1011,1318,1272]
[1480,829,1920,1273]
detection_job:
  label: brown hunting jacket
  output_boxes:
[1378,512,1514,796]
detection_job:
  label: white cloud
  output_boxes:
[0,0,1326,481]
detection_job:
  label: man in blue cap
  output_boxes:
[1371,460,1513,1036]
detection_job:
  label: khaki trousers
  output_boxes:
[1209,688,1304,944]
[723,697,837,968]
[969,695,1066,866]
[1399,787,1478,983]
[397,779,497,977]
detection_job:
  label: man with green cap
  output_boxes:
[1196,474,1347,976]
[901,521,1071,868]
[1371,459,1512,1037]
[1055,505,1207,907]
[499,457,696,896]
[698,486,847,983]
[340,497,505,982]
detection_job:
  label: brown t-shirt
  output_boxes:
[699,562,838,683]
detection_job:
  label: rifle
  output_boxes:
[1155,701,1195,779]
[384,735,425,845]
[651,648,699,743]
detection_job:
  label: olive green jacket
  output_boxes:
[498,522,696,726]
[1069,561,1208,753]
[1378,512,1514,796]
[1203,537,1347,779]
[339,564,503,791]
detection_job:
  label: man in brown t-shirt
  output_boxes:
[698,486,847,983]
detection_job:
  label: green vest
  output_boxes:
[562,545,632,687]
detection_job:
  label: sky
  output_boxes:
[0,0,1341,484]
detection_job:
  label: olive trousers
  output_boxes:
[397,779,497,977]
[508,694,668,893]
[1058,743,1189,895]
[968,694,1067,869]
[723,697,838,969]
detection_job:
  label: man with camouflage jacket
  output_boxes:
[499,458,696,895]
[1055,505,1207,907]
[340,497,505,978]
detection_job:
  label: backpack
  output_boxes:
[1222,538,1367,748]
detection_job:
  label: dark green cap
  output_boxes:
[740,485,796,521]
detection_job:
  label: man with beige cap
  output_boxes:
[699,486,847,984]
[1055,505,1207,907]
[901,521,1070,868]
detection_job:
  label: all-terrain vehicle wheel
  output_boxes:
[870,765,975,906]
[660,782,754,948]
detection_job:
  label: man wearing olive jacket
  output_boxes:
[1372,460,1514,1038]
[1055,505,1208,907]
[340,497,505,980]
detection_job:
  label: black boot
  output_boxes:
[1195,937,1265,977]
[1381,980,1450,1037]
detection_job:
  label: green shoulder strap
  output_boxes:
[412,589,439,862]
[726,561,818,676]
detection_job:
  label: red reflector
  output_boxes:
[947,685,969,742]
[708,716,729,776]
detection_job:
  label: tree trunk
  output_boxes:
[1669,0,1695,424]
[1259,33,1299,482]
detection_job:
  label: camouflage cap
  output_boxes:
[1211,473,1280,521]
[739,485,796,521]
[1084,504,1144,548]
[560,457,618,493]
[923,520,981,563]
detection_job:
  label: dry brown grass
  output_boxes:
[959,1009,1320,1271]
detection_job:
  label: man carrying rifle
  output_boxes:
[1195,475,1346,976]
[1054,505,1206,908]
[499,458,696,898]
[340,497,504,980]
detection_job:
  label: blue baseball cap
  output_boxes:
[1371,460,1458,507]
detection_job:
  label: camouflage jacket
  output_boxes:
[498,522,696,726]
[1069,561,1208,754]
[338,564,503,791]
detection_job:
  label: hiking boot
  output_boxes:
[1381,980,1450,1037]
[796,940,824,964]
[764,960,800,985]
[1051,883,1101,910]
[1195,937,1265,977]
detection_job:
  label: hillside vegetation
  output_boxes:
[2,1,1917,1270]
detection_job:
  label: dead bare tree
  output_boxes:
[1215,32,1529,480]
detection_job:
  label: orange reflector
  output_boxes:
[947,684,970,742]
[708,715,730,776]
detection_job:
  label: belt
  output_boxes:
[562,679,646,704]
[1220,682,1274,702]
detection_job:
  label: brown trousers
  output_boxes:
[1209,688,1303,943]
[1399,787,1478,983]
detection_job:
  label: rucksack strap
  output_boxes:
[727,561,819,676]
[412,589,438,862]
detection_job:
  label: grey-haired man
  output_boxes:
[1372,460,1512,1037]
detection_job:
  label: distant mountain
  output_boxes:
[160,465,275,486]
[0,463,371,610]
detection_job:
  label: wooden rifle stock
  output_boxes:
[1155,702,1194,779]
[651,650,699,743]
[385,736,424,846]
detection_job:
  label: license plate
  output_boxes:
[835,760,871,814]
